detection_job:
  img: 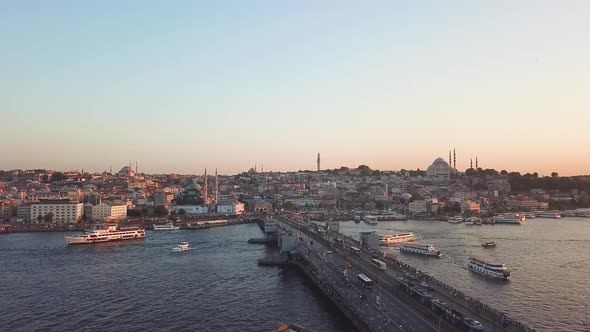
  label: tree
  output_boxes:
[154,206,169,216]
[178,208,186,216]
[551,172,559,178]
[500,170,508,175]
[37,215,44,223]
[44,212,54,224]
[51,172,65,182]
[284,202,298,211]
[411,192,424,201]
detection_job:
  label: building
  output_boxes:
[507,199,549,210]
[154,192,175,207]
[217,202,245,215]
[249,200,273,212]
[461,200,481,214]
[426,158,454,179]
[90,202,128,221]
[17,205,32,222]
[30,200,83,224]
[409,200,428,214]
[173,205,208,215]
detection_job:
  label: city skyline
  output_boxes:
[2,2,590,175]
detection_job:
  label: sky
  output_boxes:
[1,1,589,176]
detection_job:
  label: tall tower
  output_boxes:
[261,164,264,173]
[215,168,219,204]
[453,148,456,170]
[470,158,473,169]
[135,161,138,174]
[128,161,132,176]
[449,150,452,166]
[204,169,208,205]
[255,164,257,173]
[476,157,479,169]
[317,153,321,172]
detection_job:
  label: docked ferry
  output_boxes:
[153,223,180,231]
[66,224,145,245]
[364,215,379,225]
[536,212,562,219]
[493,214,525,225]
[468,256,511,280]
[379,232,415,246]
[400,243,441,257]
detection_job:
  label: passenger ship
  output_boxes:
[468,256,511,280]
[153,223,180,231]
[400,243,441,257]
[379,232,415,246]
[66,224,145,245]
[493,214,525,225]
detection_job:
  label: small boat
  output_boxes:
[481,241,497,248]
[172,242,191,252]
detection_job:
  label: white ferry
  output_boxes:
[153,223,180,231]
[172,242,191,252]
[536,212,562,219]
[400,243,441,257]
[364,213,407,222]
[493,215,525,225]
[447,216,463,224]
[379,232,415,246]
[364,215,379,225]
[67,224,145,245]
[468,256,510,280]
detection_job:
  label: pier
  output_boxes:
[253,216,536,332]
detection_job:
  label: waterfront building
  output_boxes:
[507,199,549,210]
[17,205,32,222]
[409,200,428,214]
[90,202,127,221]
[461,200,481,214]
[173,205,208,215]
[30,200,83,224]
[216,202,245,215]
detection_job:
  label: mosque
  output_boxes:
[426,149,457,179]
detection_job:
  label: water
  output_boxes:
[339,217,590,332]
[0,224,355,332]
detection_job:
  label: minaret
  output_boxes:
[204,169,208,205]
[470,158,473,169]
[255,164,257,173]
[317,153,321,172]
[135,161,138,174]
[453,148,456,170]
[261,164,264,173]
[476,157,479,170]
[109,166,112,174]
[449,150,452,166]
[215,168,219,204]
[129,161,132,176]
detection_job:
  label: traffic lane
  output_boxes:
[302,248,401,332]
[310,239,438,332]
[302,231,451,332]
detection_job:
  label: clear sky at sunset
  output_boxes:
[1,1,589,175]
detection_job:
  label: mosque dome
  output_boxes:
[426,157,454,178]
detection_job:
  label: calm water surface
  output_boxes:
[0,223,355,332]
[339,217,590,332]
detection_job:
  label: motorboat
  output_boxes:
[481,241,497,248]
[172,242,191,252]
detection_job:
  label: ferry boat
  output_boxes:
[493,215,525,225]
[400,243,441,257]
[364,213,407,222]
[354,215,361,223]
[0,224,11,233]
[364,215,378,225]
[66,224,145,245]
[172,242,190,252]
[468,256,510,280]
[379,232,415,246]
[536,212,562,219]
[153,223,180,231]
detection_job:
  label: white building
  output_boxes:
[216,202,245,215]
[91,202,127,221]
[173,205,208,215]
[426,158,454,179]
[31,201,83,224]
[409,200,428,214]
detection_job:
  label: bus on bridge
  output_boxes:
[371,258,387,270]
[357,274,373,288]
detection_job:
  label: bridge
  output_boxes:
[253,217,536,332]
